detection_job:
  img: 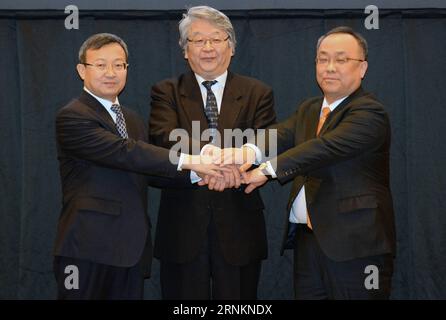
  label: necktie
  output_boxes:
[202,80,219,141]
[110,104,128,139]
[307,106,331,230]
[316,106,331,136]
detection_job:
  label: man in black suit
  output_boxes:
[149,6,276,299]
[238,26,396,299]
[53,33,222,299]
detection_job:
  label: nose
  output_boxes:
[326,59,336,72]
[104,64,117,77]
[202,40,214,50]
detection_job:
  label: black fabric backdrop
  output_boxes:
[0,9,445,299]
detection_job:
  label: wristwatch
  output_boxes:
[258,162,270,176]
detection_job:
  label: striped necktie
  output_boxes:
[111,104,128,139]
[202,80,219,141]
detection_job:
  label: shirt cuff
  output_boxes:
[190,170,202,183]
[177,153,186,171]
[243,143,262,165]
[265,161,277,178]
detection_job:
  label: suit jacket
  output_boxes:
[54,90,187,269]
[149,71,277,265]
[268,87,395,262]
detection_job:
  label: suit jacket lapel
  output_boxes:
[288,99,321,207]
[217,71,243,130]
[119,108,145,188]
[180,71,209,132]
[306,98,323,140]
[318,86,365,136]
[79,90,120,135]
[121,108,138,140]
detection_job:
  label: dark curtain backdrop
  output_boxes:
[0,9,445,299]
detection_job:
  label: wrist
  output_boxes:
[182,154,192,170]
[258,163,270,176]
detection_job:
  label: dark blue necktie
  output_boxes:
[202,80,219,141]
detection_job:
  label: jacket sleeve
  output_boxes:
[273,103,389,184]
[56,106,179,178]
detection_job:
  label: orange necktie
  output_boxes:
[316,106,331,136]
[307,106,331,230]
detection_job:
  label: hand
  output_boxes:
[201,144,221,157]
[182,154,230,178]
[197,173,225,191]
[197,164,241,191]
[225,164,242,189]
[202,176,226,192]
[218,147,256,171]
[241,168,268,194]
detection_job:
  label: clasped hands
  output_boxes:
[183,146,269,193]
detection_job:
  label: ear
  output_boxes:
[360,61,368,79]
[76,63,86,80]
[229,43,235,56]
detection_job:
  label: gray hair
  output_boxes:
[178,6,236,53]
[316,26,368,60]
[78,33,128,64]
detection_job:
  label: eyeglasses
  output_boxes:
[315,57,365,66]
[187,36,230,47]
[82,62,129,71]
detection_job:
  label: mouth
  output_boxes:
[323,78,338,81]
[201,56,216,62]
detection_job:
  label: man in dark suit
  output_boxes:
[239,26,396,299]
[53,33,223,299]
[149,6,276,299]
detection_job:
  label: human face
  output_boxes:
[184,19,234,80]
[76,43,127,102]
[316,33,368,104]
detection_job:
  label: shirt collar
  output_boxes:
[83,87,119,112]
[194,70,228,89]
[322,96,348,112]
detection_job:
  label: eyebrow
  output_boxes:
[190,31,223,37]
[91,58,126,63]
[318,50,348,56]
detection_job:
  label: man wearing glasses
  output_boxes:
[239,26,396,299]
[149,6,276,299]
[53,33,223,299]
